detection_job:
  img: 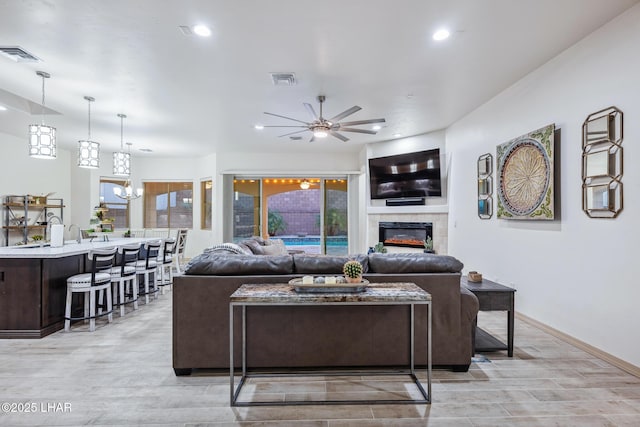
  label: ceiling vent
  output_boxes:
[178,26,193,36]
[0,46,41,62]
[290,136,302,140]
[270,72,296,86]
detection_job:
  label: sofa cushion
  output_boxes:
[367,253,463,274]
[241,239,265,255]
[185,254,294,275]
[293,254,369,274]
[204,243,252,255]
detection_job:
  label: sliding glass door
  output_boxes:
[231,177,347,254]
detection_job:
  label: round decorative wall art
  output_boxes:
[497,124,555,220]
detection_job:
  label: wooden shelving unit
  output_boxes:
[2,195,64,246]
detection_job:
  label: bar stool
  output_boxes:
[64,248,117,332]
[136,240,161,304]
[157,238,175,295]
[173,229,188,274]
[110,243,141,316]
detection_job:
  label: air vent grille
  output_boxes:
[178,26,193,36]
[0,46,41,62]
[270,72,296,86]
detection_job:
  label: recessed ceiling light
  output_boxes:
[254,124,264,130]
[139,148,153,153]
[393,133,402,138]
[0,105,7,111]
[193,25,211,37]
[433,29,450,41]
[372,125,381,131]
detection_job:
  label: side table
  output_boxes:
[461,276,516,357]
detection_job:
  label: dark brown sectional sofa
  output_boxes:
[172,252,479,375]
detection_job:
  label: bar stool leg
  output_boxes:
[89,289,96,332]
[106,287,113,323]
[64,287,72,332]
[132,276,139,310]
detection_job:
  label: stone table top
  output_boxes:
[230,282,431,305]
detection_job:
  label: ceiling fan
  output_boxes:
[263,95,386,142]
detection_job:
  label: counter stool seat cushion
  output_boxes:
[110,266,136,277]
[67,272,111,288]
[136,260,157,270]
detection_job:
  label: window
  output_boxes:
[232,177,348,254]
[201,179,212,230]
[143,182,193,228]
[99,178,130,229]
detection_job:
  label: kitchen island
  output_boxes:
[0,238,158,338]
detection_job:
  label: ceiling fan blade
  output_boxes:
[309,135,315,143]
[337,127,377,135]
[264,111,310,125]
[278,129,310,138]
[304,103,319,121]
[330,131,350,142]
[328,106,361,123]
[262,125,307,128]
[338,118,386,126]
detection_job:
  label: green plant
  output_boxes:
[343,260,363,279]
[267,210,287,236]
[31,234,44,241]
[373,242,387,253]
[423,236,433,251]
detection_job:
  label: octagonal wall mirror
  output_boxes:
[477,153,493,219]
[582,106,623,218]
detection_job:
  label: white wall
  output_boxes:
[0,133,72,245]
[446,4,640,367]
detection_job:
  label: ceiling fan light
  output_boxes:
[313,129,328,138]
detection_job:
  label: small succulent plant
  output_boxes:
[423,236,433,251]
[343,260,363,279]
[373,242,387,253]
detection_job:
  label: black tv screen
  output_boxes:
[368,149,442,199]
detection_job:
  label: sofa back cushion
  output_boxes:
[368,253,463,274]
[185,254,293,275]
[293,254,369,274]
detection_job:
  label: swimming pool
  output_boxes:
[279,235,348,255]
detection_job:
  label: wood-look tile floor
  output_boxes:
[1,292,639,426]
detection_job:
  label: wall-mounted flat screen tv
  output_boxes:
[368,149,442,199]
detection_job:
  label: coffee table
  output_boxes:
[229,282,432,406]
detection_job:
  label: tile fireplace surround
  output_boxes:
[368,213,448,254]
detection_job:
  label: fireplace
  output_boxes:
[379,222,433,248]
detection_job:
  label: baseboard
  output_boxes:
[516,312,640,378]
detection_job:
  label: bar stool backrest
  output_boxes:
[118,244,141,275]
[162,239,176,263]
[88,248,118,284]
[144,241,162,269]
[175,229,187,258]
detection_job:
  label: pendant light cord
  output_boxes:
[41,74,46,126]
[87,99,92,140]
[120,115,124,150]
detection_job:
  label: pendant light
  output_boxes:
[77,96,100,168]
[28,71,57,159]
[112,113,130,176]
[113,143,143,200]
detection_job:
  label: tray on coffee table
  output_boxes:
[288,278,369,293]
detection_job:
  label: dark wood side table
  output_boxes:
[461,276,516,357]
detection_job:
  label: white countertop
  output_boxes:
[0,237,161,259]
